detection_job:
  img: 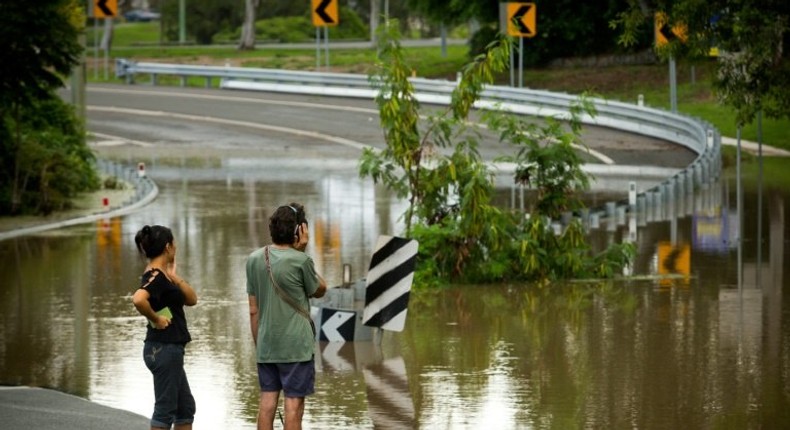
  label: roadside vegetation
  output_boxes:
[1,1,99,216]
[360,23,635,285]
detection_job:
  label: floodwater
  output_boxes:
[1,156,788,429]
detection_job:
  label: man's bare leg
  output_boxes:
[283,396,305,430]
[174,424,192,430]
[258,391,280,430]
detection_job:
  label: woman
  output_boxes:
[133,225,198,430]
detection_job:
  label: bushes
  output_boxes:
[0,95,99,215]
[215,7,369,44]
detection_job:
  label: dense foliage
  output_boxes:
[0,0,99,215]
[611,0,790,124]
[360,22,635,285]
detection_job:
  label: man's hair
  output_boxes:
[269,202,306,245]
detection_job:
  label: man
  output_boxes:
[246,203,327,430]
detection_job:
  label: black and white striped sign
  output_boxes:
[362,236,418,332]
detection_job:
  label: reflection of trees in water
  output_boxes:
[0,236,95,397]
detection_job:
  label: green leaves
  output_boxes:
[361,23,634,284]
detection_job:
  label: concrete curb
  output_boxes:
[721,136,790,157]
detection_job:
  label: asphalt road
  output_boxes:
[0,387,149,430]
[84,84,696,169]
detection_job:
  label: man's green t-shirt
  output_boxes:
[246,246,319,363]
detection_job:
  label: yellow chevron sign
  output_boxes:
[655,12,687,47]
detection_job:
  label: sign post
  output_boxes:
[505,3,536,88]
[312,0,338,71]
[90,0,117,80]
[655,12,687,113]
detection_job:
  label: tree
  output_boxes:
[0,0,83,107]
[360,22,634,284]
[611,0,790,124]
[0,0,99,215]
[238,0,260,50]
[161,0,241,44]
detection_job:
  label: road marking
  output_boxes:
[87,106,370,151]
[90,132,153,147]
[89,87,380,115]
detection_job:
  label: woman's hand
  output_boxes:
[154,315,171,330]
[166,259,178,279]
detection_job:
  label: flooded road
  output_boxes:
[1,152,788,429]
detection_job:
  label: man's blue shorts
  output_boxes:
[257,359,315,398]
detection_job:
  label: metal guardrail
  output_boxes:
[0,160,158,242]
[115,59,721,225]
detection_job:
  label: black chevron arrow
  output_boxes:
[662,246,682,273]
[659,23,678,42]
[315,0,335,25]
[97,0,113,16]
[512,4,534,36]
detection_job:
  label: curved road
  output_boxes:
[86,84,696,188]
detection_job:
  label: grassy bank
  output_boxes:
[88,22,790,150]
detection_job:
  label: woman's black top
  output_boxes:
[139,269,192,344]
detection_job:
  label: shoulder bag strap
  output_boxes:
[264,246,316,337]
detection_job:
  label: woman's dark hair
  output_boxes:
[134,225,174,258]
[269,202,306,245]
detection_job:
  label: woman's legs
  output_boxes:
[144,342,195,429]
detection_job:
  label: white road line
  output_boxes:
[88,86,380,114]
[90,132,153,147]
[87,106,371,151]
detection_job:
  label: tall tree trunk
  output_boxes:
[370,0,379,47]
[238,0,259,50]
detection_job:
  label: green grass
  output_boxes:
[721,152,790,190]
[87,21,162,47]
[92,23,790,151]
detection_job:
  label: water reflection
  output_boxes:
[1,160,789,429]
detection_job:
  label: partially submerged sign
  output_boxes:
[362,236,418,332]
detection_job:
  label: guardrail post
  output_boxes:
[636,195,647,227]
[616,206,626,226]
[605,201,616,221]
[628,181,637,211]
[180,76,187,87]
[645,190,658,222]
[205,77,212,88]
[580,208,590,230]
[561,211,573,226]
[685,169,694,195]
[590,212,600,229]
